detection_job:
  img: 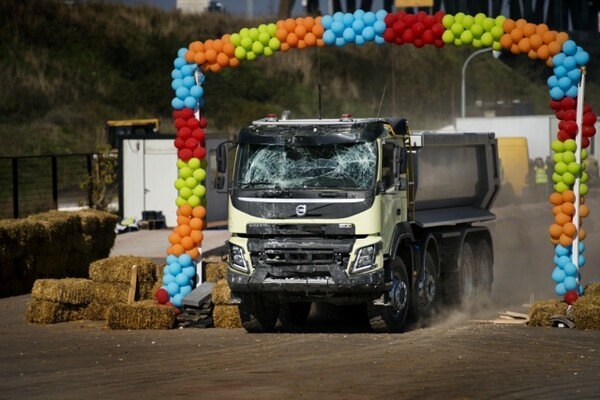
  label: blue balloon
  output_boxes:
[163,264,170,274]
[557,255,571,268]
[565,85,579,98]
[547,75,559,88]
[335,37,346,47]
[333,11,344,21]
[363,11,376,26]
[180,65,194,77]
[558,76,572,91]
[171,69,182,80]
[171,97,185,110]
[343,27,356,42]
[555,244,570,257]
[564,276,578,291]
[355,35,365,46]
[171,293,183,307]
[578,254,585,268]
[167,281,180,296]
[321,15,333,29]
[167,254,178,265]
[555,282,567,296]
[171,78,183,90]
[184,96,198,109]
[176,86,189,100]
[323,30,336,45]
[579,242,585,253]
[562,40,577,56]
[163,273,175,285]
[363,26,376,41]
[575,50,589,66]
[174,57,186,69]
[342,13,354,27]
[182,266,197,279]
[376,9,388,20]
[552,52,566,67]
[352,19,365,33]
[578,284,584,295]
[374,35,385,45]
[373,20,387,35]
[175,272,190,286]
[178,253,193,268]
[563,262,578,277]
[182,76,196,88]
[567,68,581,83]
[549,87,565,100]
[179,285,192,297]
[169,262,182,275]
[554,65,567,78]
[190,85,203,99]
[551,267,566,283]
[354,9,365,20]
[177,47,188,58]
[562,56,576,71]
[331,20,345,35]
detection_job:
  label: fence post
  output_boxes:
[86,154,93,208]
[12,158,18,218]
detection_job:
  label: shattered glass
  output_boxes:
[237,142,377,190]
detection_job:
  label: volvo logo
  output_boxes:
[295,204,307,217]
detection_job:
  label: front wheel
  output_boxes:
[237,294,280,333]
[367,257,410,333]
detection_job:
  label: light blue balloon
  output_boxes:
[549,87,564,100]
[374,35,385,45]
[167,254,178,264]
[169,262,183,275]
[558,76,572,91]
[374,20,387,35]
[552,52,566,67]
[171,78,183,90]
[174,57,186,69]
[180,65,194,77]
[335,37,346,47]
[352,19,365,33]
[167,281,180,296]
[178,253,193,267]
[171,69,183,80]
[182,76,196,88]
[176,86,189,100]
[562,40,577,56]
[321,15,333,29]
[343,27,356,42]
[333,11,344,21]
[177,47,188,58]
[578,284,584,295]
[171,97,185,110]
[565,85,579,98]
[331,20,345,35]
[363,11,376,26]
[354,9,365,20]
[575,50,589,66]
[323,30,336,44]
[579,242,585,253]
[554,65,567,78]
[551,267,566,283]
[562,56,576,71]
[555,282,567,296]
[355,35,365,46]
[578,254,585,268]
[567,68,581,83]
[190,85,203,99]
[184,96,197,109]
[555,244,570,257]
[182,266,197,279]
[175,272,190,286]
[557,255,571,268]
[363,26,376,41]
[171,293,183,307]
[342,12,354,27]
[563,262,578,277]
[564,276,578,291]
[179,285,192,297]
[547,75,558,89]
[376,9,387,20]
[163,265,170,276]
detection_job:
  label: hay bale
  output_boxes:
[31,278,94,305]
[89,256,160,283]
[91,281,157,304]
[211,279,232,305]
[583,282,600,299]
[81,301,111,321]
[25,299,83,324]
[204,255,226,264]
[205,261,227,283]
[213,304,242,329]
[106,300,176,330]
[572,295,600,330]
[528,299,568,327]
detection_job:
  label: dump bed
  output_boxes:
[407,132,501,228]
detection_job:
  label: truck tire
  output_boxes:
[279,302,311,328]
[367,257,410,333]
[416,250,438,319]
[238,294,280,333]
[473,239,493,298]
[443,241,476,309]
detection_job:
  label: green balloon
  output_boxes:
[454,38,463,46]
[179,186,192,199]
[553,153,563,163]
[567,162,581,175]
[239,27,250,38]
[179,166,193,179]
[257,24,268,33]
[474,13,486,24]
[193,184,206,198]
[580,183,589,196]
[460,30,473,44]
[230,33,241,46]
[454,12,465,23]
[564,139,577,152]
[495,15,506,27]
[252,41,264,55]
[554,162,568,175]
[177,159,187,169]
[562,151,576,164]
[472,38,482,48]
[175,196,187,207]
[234,46,246,60]
[490,26,504,40]
[562,172,575,185]
[470,23,483,38]
[258,32,271,46]
[442,30,455,44]
[581,149,588,160]
[492,41,502,51]
[269,37,281,51]
[451,22,464,36]
[551,139,565,153]
[248,28,259,41]
[185,177,198,189]
[581,171,588,183]
[480,32,493,46]
[442,14,454,29]
[188,195,200,207]
[174,178,186,190]
[554,181,569,193]
[246,51,256,61]
[241,37,253,51]
[462,15,475,29]
[263,47,273,57]
[267,23,277,36]
[482,18,495,32]
[188,157,201,170]
[193,168,206,182]
[552,172,563,183]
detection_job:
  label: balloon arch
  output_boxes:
[158,9,597,308]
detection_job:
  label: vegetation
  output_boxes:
[1,0,597,157]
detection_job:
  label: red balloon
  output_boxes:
[384,13,397,26]
[549,99,562,110]
[178,148,193,161]
[560,97,576,110]
[187,117,200,130]
[422,30,435,45]
[423,15,435,28]
[556,130,570,141]
[155,288,169,305]
[583,112,597,125]
[177,126,192,140]
[564,290,578,305]
[396,10,407,19]
[431,22,445,37]
[416,11,427,21]
[394,36,404,45]
[181,108,194,120]
[174,138,185,149]
[555,109,565,120]
[174,118,187,129]
[193,146,206,159]
[412,22,425,37]
[558,120,567,130]
[434,10,445,22]
[564,120,578,135]
[433,39,444,48]
[199,117,208,129]
[172,110,183,120]
[414,38,425,48]
[583,104,592,114]
[582,136,590,148]
[383,28,396,43]
[582,125,596,137]
[393,21,406,35]
[185,138,198,150]
[404,13,416,27]
[402,29,415,43]
[563,109,576,121]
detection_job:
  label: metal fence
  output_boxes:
[0,154,94,219]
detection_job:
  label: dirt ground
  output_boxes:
[1,196,600,399]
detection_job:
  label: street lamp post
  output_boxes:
[461,47,496,118]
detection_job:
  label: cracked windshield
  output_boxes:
[237,142,377,190]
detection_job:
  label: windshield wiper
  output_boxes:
[318,191,348,198]
[261,187,293,198]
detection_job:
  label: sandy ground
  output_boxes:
[1,195,600,399]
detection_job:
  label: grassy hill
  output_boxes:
[1,0,597,157]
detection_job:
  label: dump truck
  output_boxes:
[215,115,501,333]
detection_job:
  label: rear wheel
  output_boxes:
[367,257,410,333]
[458,241,476,309]
[237,294,280,333]
[473,239,493,299]
[417,251,439,318]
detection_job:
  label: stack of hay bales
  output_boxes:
[0,210,117,298]
[205,255,241,329]
[529,282,600,329]
[26,256,176,329]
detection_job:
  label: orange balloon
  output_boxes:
[552,205,562,215]
[515,19,527,29]
[229,58,240,68]
[579,204,590,218]
[518,38,531,53]
[217,52,229,67]
[192,205,206,219]
[555,212,571,226]
[276,20,285,29]
[549,223,563,239]
[563,222,577,237]
[179,204,193,217]
[287,32,299,47]
[316,38,325,47]
[169,243,185,256]
[276,27,288,41]
[510,28,524,42]
[556,31,569,44]
[303,16,315,30]
[580,196,585,205]
[562,190,576,203]
[281,42,290,51]
[522,23,536,37]
[550,237,559,245]
[559,234,573,247]
[177,215,190,226]
[499,34,513,49]
[561,202,575,216]
[542,30,556,45]
[537,44,549,60]
[209,63,221,73]
[535,23,549,36]
[529,34,543,50]
[190,41,204,52]
[204,39,214,49]
[194,52,207,65]
[503,19,516,33]
[545,57,553,68]
[168,231,182,245]
[297,40,306,49]
[205,48,217,63]
[190,229,204,244]
[221,34,231,43]
[200,63,210,72]
[181,236,195,251]
[312,23,325,37]
[184,50,195,63]
[177,224,192,238]
[189,217,204,231]
[186,247,200,260]
[223,42,235,57]
[510,43,520,55]
[294,24,307,39]
[548,41,561,56]
[212,39,224,53]
[579,227,587,241]
[284,18,296,32]
[549,192,563,206]
[304,32,317,47]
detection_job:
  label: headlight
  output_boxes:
[229,244,249,273]
[350,244,379,274]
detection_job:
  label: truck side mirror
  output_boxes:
[214,176,225,190]
[216,142,228,173]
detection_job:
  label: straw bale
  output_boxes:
[213,304,242,329]
[205,261,227,283]
[571,295,600,330]
[106,300,176,330]
[81,301,111,321]
[31,278,94,305]
[91,281,157,304]
[211,279,232,305]
[25,299,83,324]
[528,299,568,327]
[203,255,226,264]
[89,256,160,283]
[583,282,600,299]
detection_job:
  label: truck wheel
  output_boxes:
[474,239,493,298]
[367,257,410,333]
[279,302,311,328]
[238,294,280,333]
[416,251,438,318]
[458,241,476,308]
